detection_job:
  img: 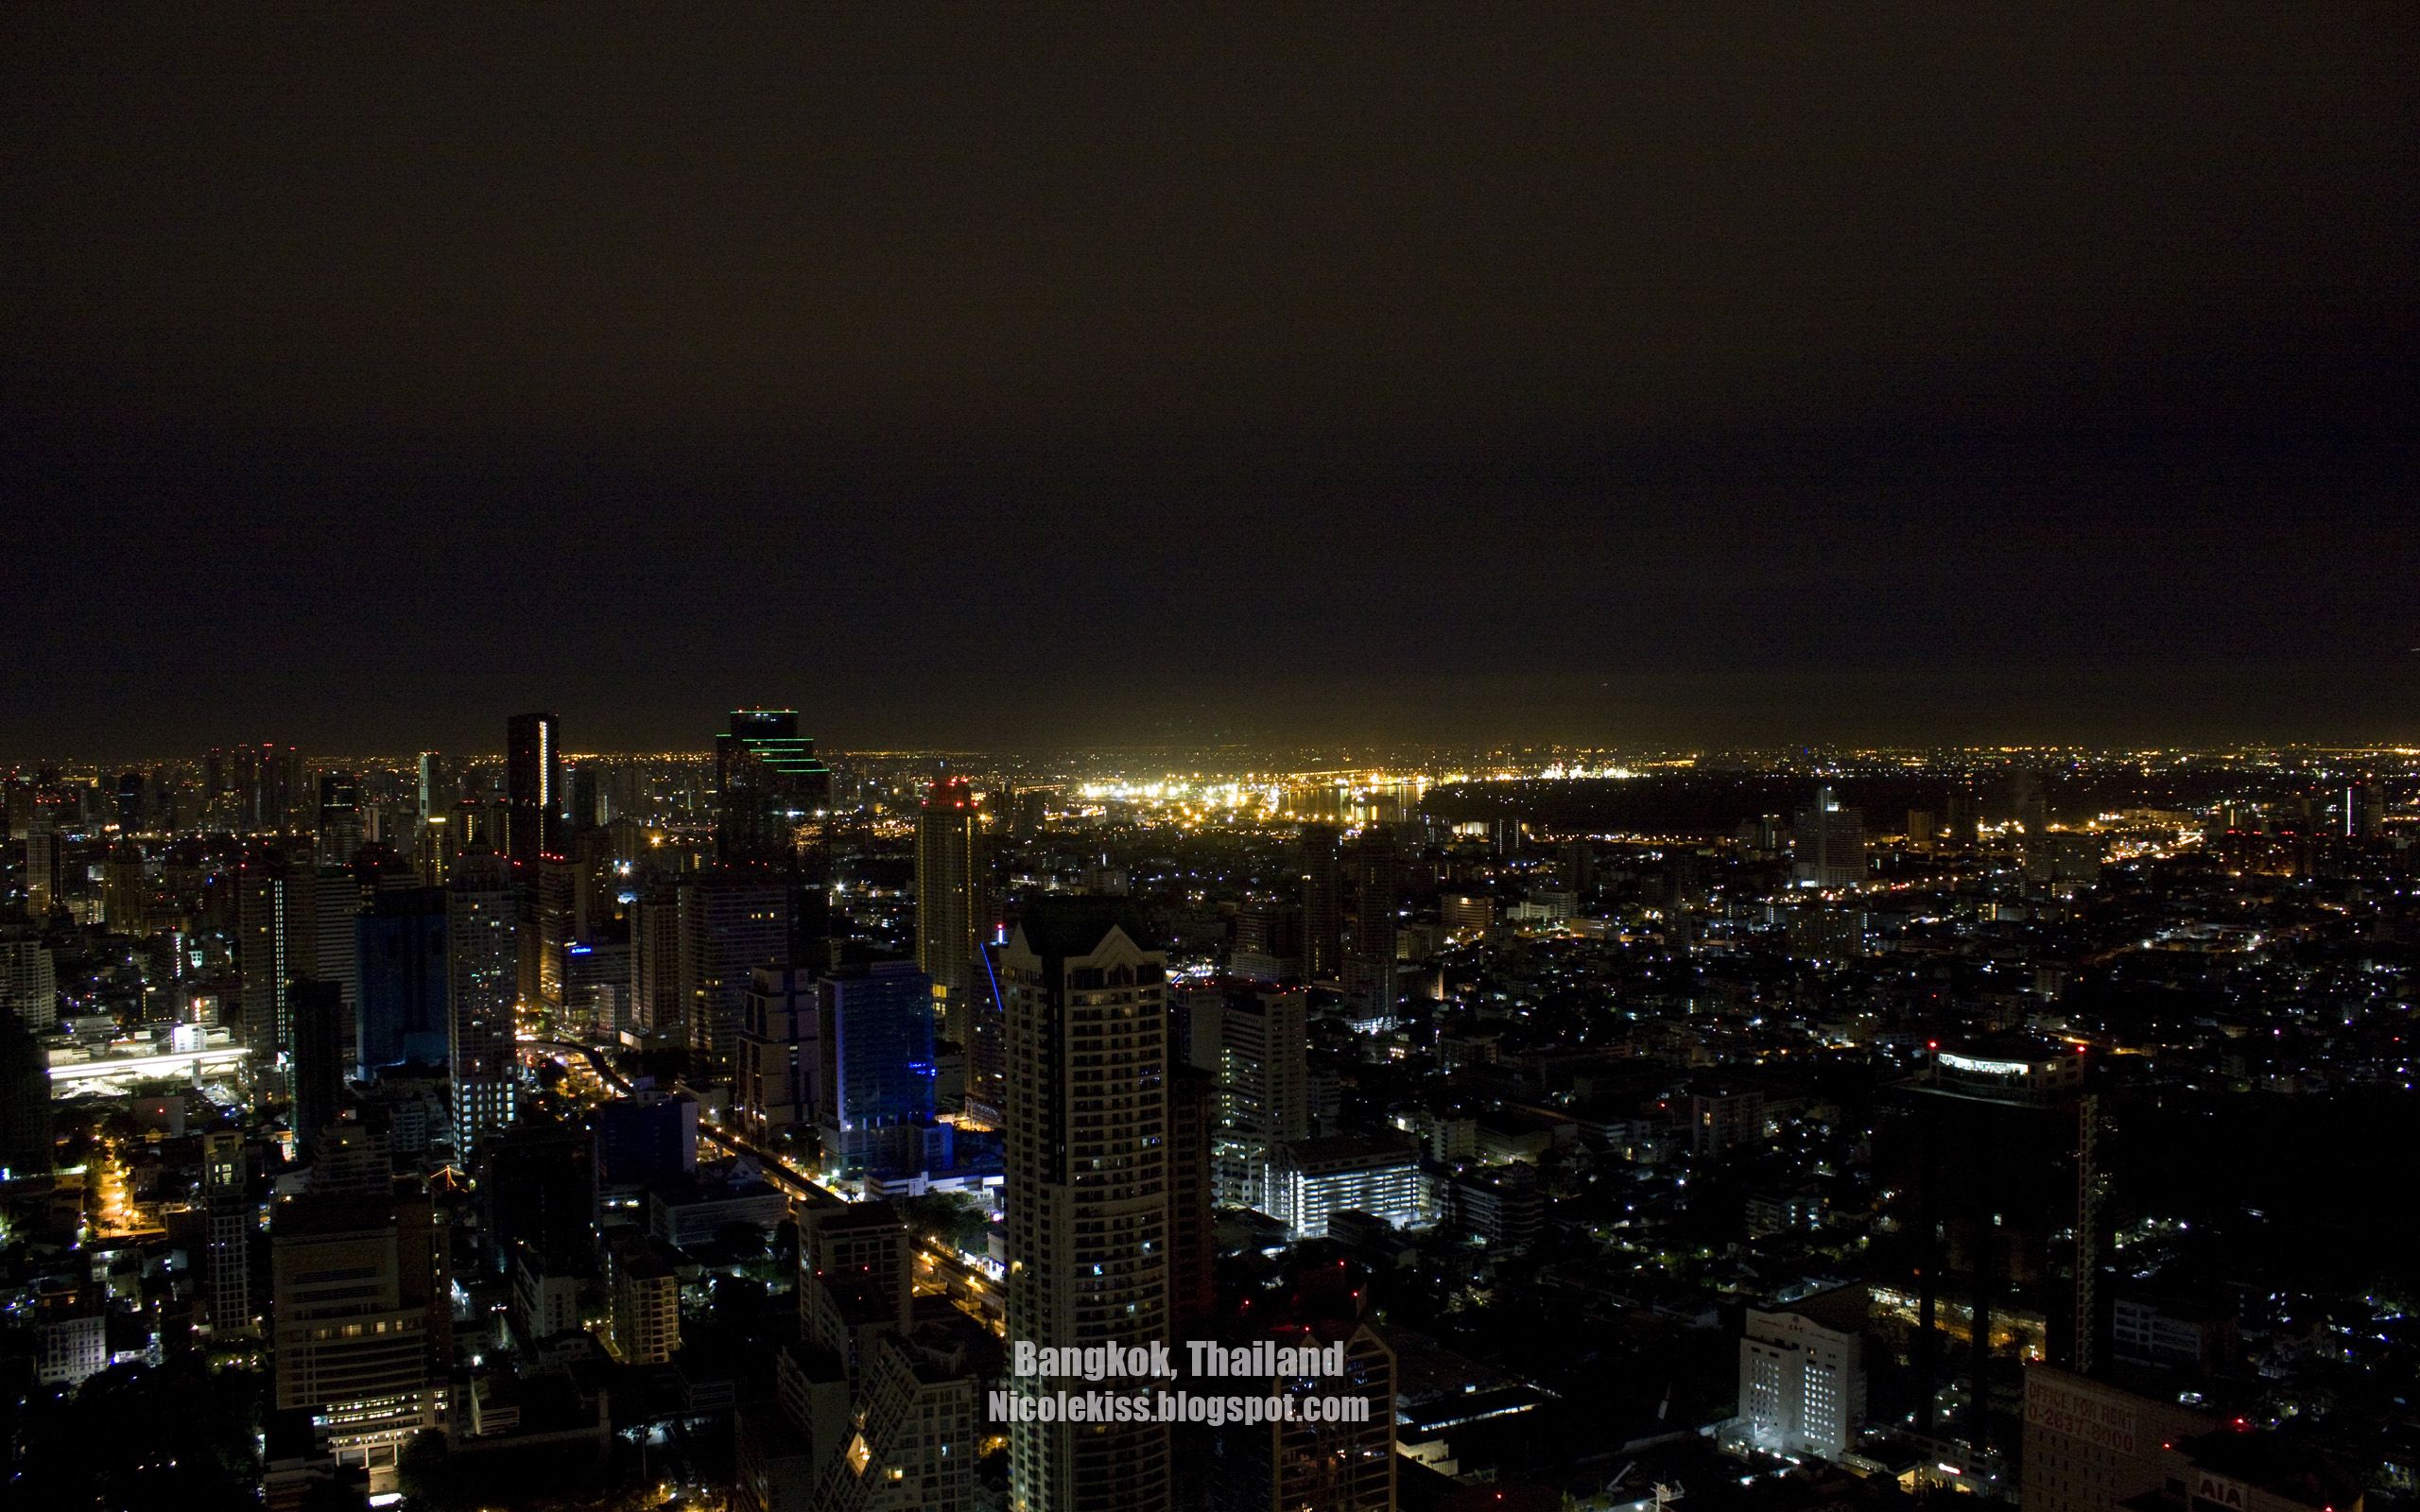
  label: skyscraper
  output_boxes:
[269,1188,451,1492]
[101,840,147,932]
[23,821,60,915]
[1875,1037,2100,1469]
[445,853,519,1151]
[1345,829,1400,1029]
[290,980,346,1161]
[1793,785,1868,888]
[735,965,820,1145]
[236,844,307,1055]
[915,775,986,1058]
[683,871,791,1082]
[201,1130,254,1337]
[1213,986,1310,1205]
[714,709,832,875]
[1300,824,1343,983]
[354,886,449,1074]
[316,771,364,867]
[999,896,1171,1512]
[504,712,561,870]
[0,1015,51,1178]
[817,959,941,1187]
[0,938,57,1034]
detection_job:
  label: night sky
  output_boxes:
[4,8,2413,756]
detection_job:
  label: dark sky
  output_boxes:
[4,7,2414,757]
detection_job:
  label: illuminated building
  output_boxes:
[23,820,59,914]
[236,843,308,1055]
[315,770,363,867]
[1213,1320,1396,1512]
[604,1229,681,1365]
[201,1130,255,1336]
[1213,986,1310,1206]
[817,959,943,1185]
[0,937,57,1033]
[269,1189,451,1492]
[504,711,560,869]
[1875,1037,2100,1468]
[101,839,147,931]
[716,708,833,876]
[915,775,987,1072]
[999,896,1171,1512]
[737,965,820,1143]
[1299,823,1343,983]
[2020,1366,2215,1512]
[36,1308,107,1387]
[683,869,791,1081]
[1793,786,1867,887]
[1345,829,1401,1029]
[1260,1135,1426,1241]
[1736,1303,1866,1461]
[445,853,519,1151]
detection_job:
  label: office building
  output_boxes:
[1300,824,1343,983]
[23,822,60,915]
[1215,1320,1396,1512]
[290,980,345,1161]
[446,854,519,1150]
[1228,900,1303,982]
[1345,829,1401,1028]
[2020,1366,2216,1512]
[1261,1136,1426,1241]
[237,844,309,1055]
[819,959,942,1185]
[915,775,987,1054]
[504,712,561,870]
[736,965,820,1144]
[0,937,57,1033]
[715,709,833,875]
[202,1130,255,1336]
[1737,1304,1867,1462]
[354,886,448,1074]
[1793,786,1867,888]
[1213,986,1310,1206]
[0,1018,47,1177]
[604,1229,682,1365]
[683,870,791,1080]
[595,1091,699,1186]
[1167,1062,1217,1334]
[270,1189,451,1491]
[999,896,1172,1512]
[101,839,147,931]
[316,771,364,867]
[1875,1037,2100,1466]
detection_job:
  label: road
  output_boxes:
[526,1037,1004,1332]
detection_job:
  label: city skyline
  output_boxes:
[5,9,2414,1512]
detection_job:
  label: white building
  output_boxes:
[1737,1306,1865,1461]
[37,1313,107,1386]
[1259,1136,1426,1242]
